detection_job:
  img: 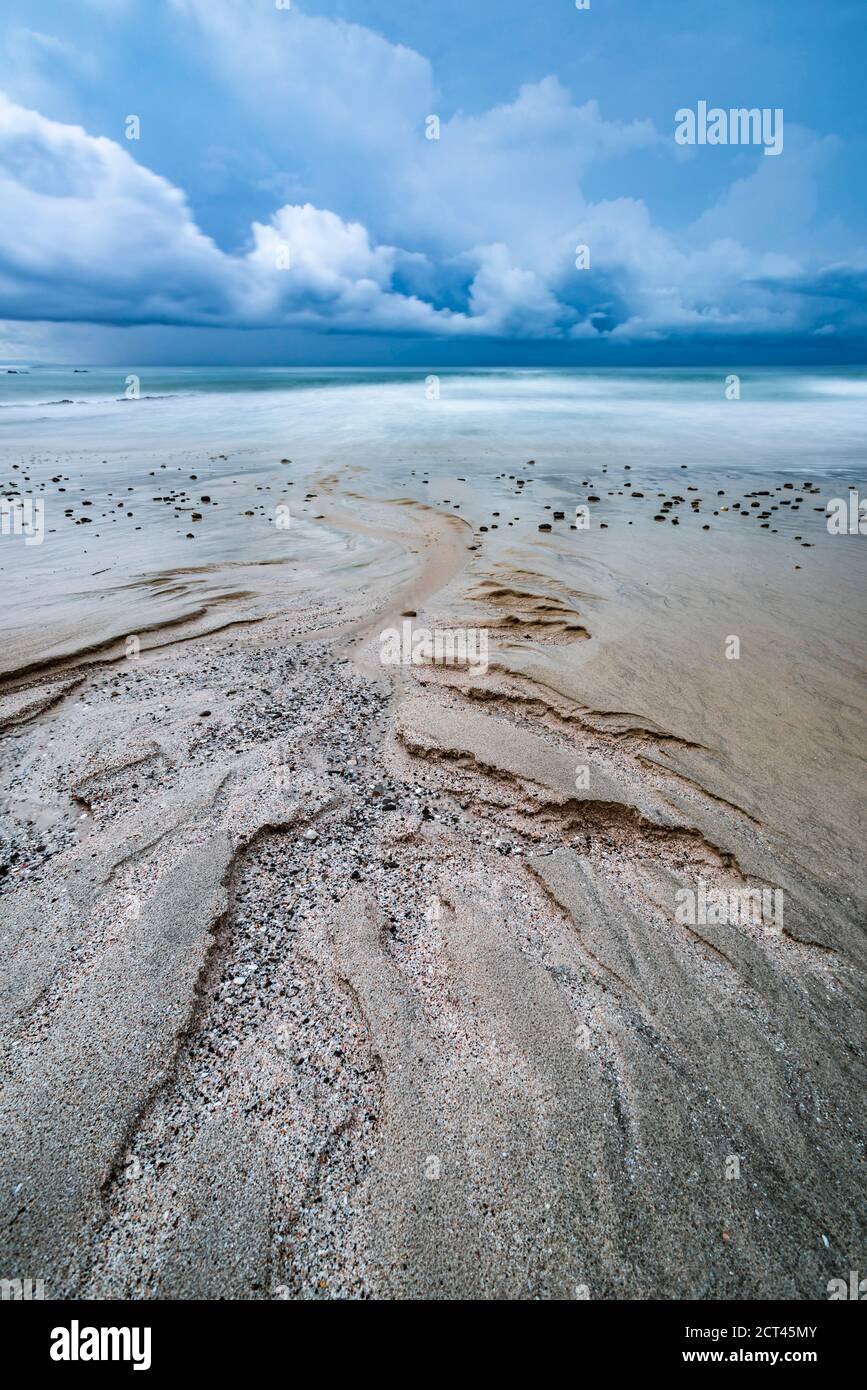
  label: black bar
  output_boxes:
[4,1297,860,1375]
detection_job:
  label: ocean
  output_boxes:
[2,365,866,475]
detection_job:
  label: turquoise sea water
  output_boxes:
[2,365,866,477]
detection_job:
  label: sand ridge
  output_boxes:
[0,468,864,1299]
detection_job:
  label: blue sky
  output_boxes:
[0,0,865,364]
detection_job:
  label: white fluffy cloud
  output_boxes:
[0,93,476,334]
[0,0,861,346]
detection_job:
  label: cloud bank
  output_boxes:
[0,0,864,348]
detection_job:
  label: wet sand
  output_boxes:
[0,443,865,1299]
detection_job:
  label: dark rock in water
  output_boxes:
[553,511,565,520]
[538,523,552,532]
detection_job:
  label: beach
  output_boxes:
[1,367,865,1298]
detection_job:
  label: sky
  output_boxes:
[0,0,865,365]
